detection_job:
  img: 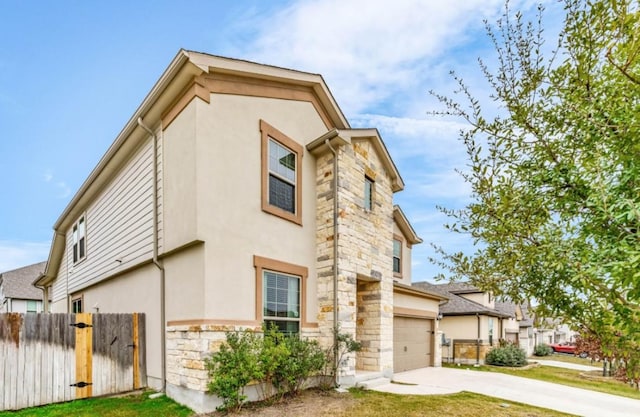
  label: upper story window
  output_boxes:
[260,120,303,225]
[393,238,402,276]
[72,215,86,264]
[364,176,374,211]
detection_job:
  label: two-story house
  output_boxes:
[35,50,445,413]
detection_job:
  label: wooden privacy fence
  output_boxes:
[0,313,146,411]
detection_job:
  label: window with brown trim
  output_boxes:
[260,120,303,225]
[393,237,402,277]
[254,255,308,333]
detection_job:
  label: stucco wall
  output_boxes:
[190,94,326,325]
[68,263,163,389]
[392,221,413,285]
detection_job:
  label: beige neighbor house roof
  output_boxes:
[36,49,355,288]
[413,281,511,318]
[1,262,46,300]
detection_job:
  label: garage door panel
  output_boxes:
[394,316,433,372]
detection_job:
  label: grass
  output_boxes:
[0,391,193,417]
[335,389,573,417]
[537,353,602,366]
[444,362,640,400]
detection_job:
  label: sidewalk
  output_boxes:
[372,367,640,417]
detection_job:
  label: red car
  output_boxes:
[549,342,588,358]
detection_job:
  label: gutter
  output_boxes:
[137,117,167,393]
[325,137,339,385]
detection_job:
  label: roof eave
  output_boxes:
[394,281,448,301]
[393,205,423,244]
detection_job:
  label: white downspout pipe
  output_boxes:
[137,117,167,392]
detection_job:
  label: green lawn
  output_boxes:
[444,362,640,400]
[0,391,192,417]
[536,353,603,366]
[334,389,573,417]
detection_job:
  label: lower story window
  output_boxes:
[263,270,300,334]
[72,296,83,313]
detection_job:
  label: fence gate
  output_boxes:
[0,312,146,411]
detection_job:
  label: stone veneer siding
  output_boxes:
[165,323,319,413]
[314,138,395,382]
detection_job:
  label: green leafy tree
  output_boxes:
[431,0,640,383]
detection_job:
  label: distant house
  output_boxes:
[413,282,533,362]
[535,318,578,346]
[0,262,47,313]
[34,50,446,413]
[494,300,535,356]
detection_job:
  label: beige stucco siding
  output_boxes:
[164,243,205,321]
[439,315,493,341]
[393,292,439,315]
[193,94,326,323]
[70,263,163,389]
[62,137,156,294]
[392,222,413,285]
[162,99,198,253]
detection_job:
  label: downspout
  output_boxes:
[476,313,480,365]
[137,117,167,392]
[34,276,49,313]
[325,138,339,385]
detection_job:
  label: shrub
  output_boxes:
[273,335,326,396]
[205,330,262,412]
[485,344,527,367]
[205,325,330,411]
[534,343,553,356]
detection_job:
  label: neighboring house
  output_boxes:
[0,262,47,313]
[535,318,578,346]
[413,282,532,363]
[35,50,445,413]
[495,300,535,356]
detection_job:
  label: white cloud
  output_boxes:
[0,240,50,273]
[43,170,71,198]
[242,0,505,115]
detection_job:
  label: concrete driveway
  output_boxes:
[373,367,640,417]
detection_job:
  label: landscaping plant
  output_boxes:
[486,344,527,367]
[534,344,553,357]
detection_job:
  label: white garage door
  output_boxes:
[394,316,433,372]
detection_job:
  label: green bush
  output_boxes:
[273,335,326,396]
[205,325,329,411]
[485,344,527,367]
[534,343,553,356]
[204,330,262,412]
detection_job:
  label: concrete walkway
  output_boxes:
[372,367,640,417]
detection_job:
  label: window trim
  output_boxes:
[260,120,303,225]
[364,175,374,212]
[254,255,308,329]
[393,234,404,278]
[72,214,87,264]
[71,295,84,313]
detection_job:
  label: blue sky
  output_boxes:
[0,0,562,279]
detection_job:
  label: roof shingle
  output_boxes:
[0,261,46,300]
